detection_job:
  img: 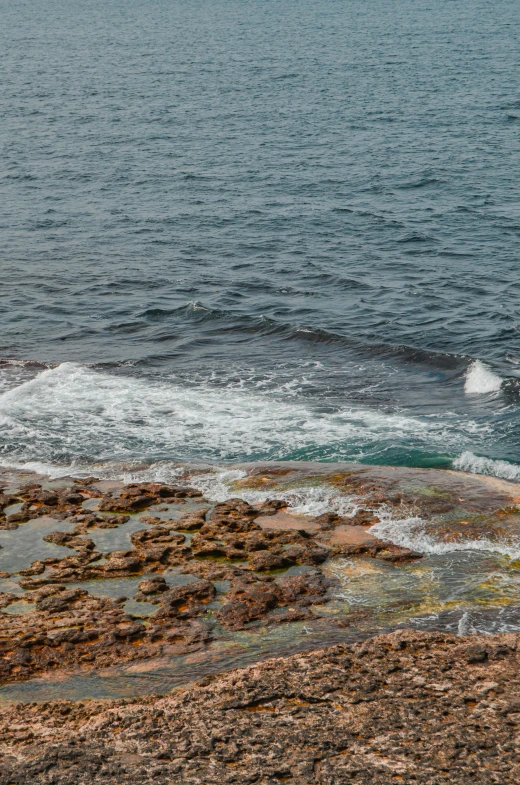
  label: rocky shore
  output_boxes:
[0,462,519,781]
[1,629,520,784]
[0,466,432,685]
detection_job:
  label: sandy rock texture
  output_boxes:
[1,629,519,784]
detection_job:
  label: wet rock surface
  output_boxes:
[0,630,519,784]
[0,463,520,688]
[0,474,345,685]
[0,581,216,682]
[0,464,520,781]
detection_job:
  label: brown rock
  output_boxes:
[156,580,216,618]
[137,577,168,595]
[175,506,210,529]
[257,511,319,532]
[99,494,154,512]
[248,551,289,571]
[6,512,31,524]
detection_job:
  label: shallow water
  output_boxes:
[0,619,367,704]
[0,517,76,574]
[325,551,520,629]
[2,600,35,616]
[0,0,519,481]
[85,515,157,554]
[3,569,519,704]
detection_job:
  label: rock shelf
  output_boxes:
[0,465,442,686]
[1,630,519,784]
[0,463,519,782]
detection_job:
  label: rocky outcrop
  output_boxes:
[0,630,519,784]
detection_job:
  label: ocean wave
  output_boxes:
[0,362,488,467]
[107,300,471,371]
[453,451,520,482]
[0,359,51,394]
[370,515,520,560]
[464,360,503,394]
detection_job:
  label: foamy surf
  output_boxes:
[370,515,520,560]
[453,451,520,482]
[464,360,503,394]
[192,468,360,517]
[0,362,489,467]
[0,458,188,486]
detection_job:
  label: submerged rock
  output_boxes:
[0,465,518,692]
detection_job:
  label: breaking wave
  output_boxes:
[453,451,520,482]
[464,360,503,394]
[370,515,520,560]
[0,362,490,467]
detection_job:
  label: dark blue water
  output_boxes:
[1,0,519,480]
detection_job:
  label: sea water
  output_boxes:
[1,0,519,481]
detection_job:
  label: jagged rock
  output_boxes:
[137,577,168,595]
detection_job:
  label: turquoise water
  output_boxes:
[0,0,519,479]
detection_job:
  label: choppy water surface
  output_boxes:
[1,0,519,479]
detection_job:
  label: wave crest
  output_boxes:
[453,451,520,482]
[464,360,503,394]
[370,515,520,559]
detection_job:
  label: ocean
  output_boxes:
[1,0,519,482]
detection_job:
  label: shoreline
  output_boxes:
[1,461,520,781]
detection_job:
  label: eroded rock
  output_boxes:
[1,630,519,784]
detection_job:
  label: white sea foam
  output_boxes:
[0,458,187,485]
[192,469,360,517]
[0,460,83,479]
[370,515,520,559]
[464,360,503,394]
[0,362,486,466]
[453,451,520,482]
[457,612,473,636]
